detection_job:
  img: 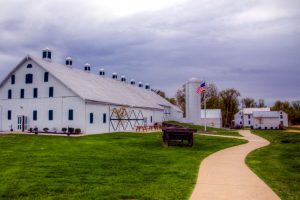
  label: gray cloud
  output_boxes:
[0,0,299,106]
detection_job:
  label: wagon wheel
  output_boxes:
[188,138,193,147]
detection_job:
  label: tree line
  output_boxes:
[158,84,300,127]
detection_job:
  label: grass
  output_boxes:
[0,132,245,200]
[165,121,242,137]
[246,130,300,200]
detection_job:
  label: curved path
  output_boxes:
[190,130,280,200]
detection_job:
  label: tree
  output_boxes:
[258,99,266,108]
[175,85,186,117]
[219,88,241,127]
[202,83,222,109]
[241,97,256,108]
[271,101,290,112]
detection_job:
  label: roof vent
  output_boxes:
[112,72,118,79]
[99,68,105,76]
[84,63,91,72]
[130,79,135,85]
[121,75,126,82]
[42,48,52,62]
[66,57,72,67]
[138,82,143,88]
[145,83,150,90]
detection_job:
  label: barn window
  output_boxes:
[20,89,25,98]
[7,110,12,120]
[68,109,73,121]
[248,115,250,119]
[8,89,12,99]
[280,115,283,119]
[90,113,94,124]
[150,116,153,123]
[33,88,38,98]
[241,115,243,119]
[248,120,251,125]
[44,72,49,82]
[33,110,37,121]
[49,87,54,97]
[103,113,106,123]
[27,64,32,68]
[48,110,53,120]
[11,75,15,84]
[25,73,33,84]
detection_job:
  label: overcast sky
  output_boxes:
[0,0,299,105]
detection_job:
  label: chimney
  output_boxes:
[112,72,118,79]
[138,82,143,88]
[99,68,105,76]
[66,57,72,67]
[84,63,91,72]
[121,75,126,82]
[130,79,135,85]
[145,83,150,90]
[42,48,52,62]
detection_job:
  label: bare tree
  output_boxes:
[241,97,257,108]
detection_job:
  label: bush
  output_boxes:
[75,128,81,134]
[33,127,38,134]
[62,128,67,133]
[29,128,33,133]
[43,128,49,132]
[68,127,74,134]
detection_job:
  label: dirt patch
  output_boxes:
[285,130,300,133]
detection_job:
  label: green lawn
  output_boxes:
[246,130,300,200]
[165,121,242,137]
[0,133,245,200]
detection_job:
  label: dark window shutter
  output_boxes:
[90,113,94,124]
[20,89,24,98]
[33,88,38,98]
[103,113,106,123]
[8,90,12,99]
[33,110,37,121]
[44,72,49,82]
[49,110,53,120]
[11,75,15,84]
[8,110,12,120]
[49,87,54,97]
[69,109,74,120]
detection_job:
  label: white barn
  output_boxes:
[234,108,288,129]
[0,49,183,134]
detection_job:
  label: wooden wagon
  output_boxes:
[162,122,197,147]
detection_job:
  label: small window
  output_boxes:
[11,75,15,84]
[90,113,94,124]
[44,72,49,82]
[150,116,153,123]
[25,73,33,84]
[8,89,12,99]
[248,120,251,125]
[280,115,283,119]
[240,121,242,125]
[248,115,251,119]
[20,89,24,99]
[27,64,32,68]
[103,113,106,123]
[49,87,54,97]
[48,110,53,120]
[7,110,12,120]
[33,110,37,121]
[68,109,73,121]
[43,51,47,58]
[33,88,38,98]
[241,115,243,119]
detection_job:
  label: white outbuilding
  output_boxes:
[0,49,183,134]
[233,107,288,129]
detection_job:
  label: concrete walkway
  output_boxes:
[190,130,280,200]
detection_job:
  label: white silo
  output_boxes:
[185,77,201,124]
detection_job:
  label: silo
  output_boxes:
[185,77,201,124]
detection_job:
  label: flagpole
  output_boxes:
[204,88,207,132]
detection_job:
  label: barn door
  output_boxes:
[17,115,28,132]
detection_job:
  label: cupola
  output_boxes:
[42,48,52,61]
[130,79,135,85]
[112,72,118,79]
[121,75,126,82]
[66,57,72,67]
[84,63,91,72]
[145,83,150,90]
[138,82,143,88]
[99,68,105,76]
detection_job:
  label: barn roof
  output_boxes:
[242,107,270,114]
[1,55,182,112]
[253,111,280,118]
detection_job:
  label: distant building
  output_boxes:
[200,109,222,128]
[233,108,288,129]
[0,48,183,134]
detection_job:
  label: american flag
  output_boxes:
[196,82,206,94]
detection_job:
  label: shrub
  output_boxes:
[43,128,49,132]
[68,127,74,134]
[33,127,38,134]
[75,128,81,134]
[62,128,67,133]
[29,127,33,133]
